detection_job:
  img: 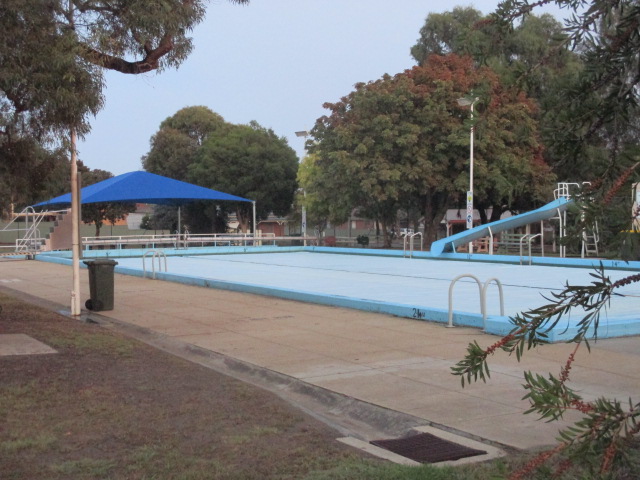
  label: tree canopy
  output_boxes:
[143,106,228,180]
[1,0,248,140]
[411,7,587,179]
[411,3,640,184]
[0,139,70,217]
[307,54,554,245]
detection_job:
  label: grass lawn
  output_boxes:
[0,291,371,479]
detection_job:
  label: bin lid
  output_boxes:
[83,259,118,266]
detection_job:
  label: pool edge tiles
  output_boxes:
[38,244,640,271]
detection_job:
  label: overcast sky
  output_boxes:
[77,0,568,175]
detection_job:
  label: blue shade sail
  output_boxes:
[34,171,252,207]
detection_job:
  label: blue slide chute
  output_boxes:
[430,197,573,256]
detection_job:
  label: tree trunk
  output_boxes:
[381,218,391,248]
[490,205,503,222]
[477,205,488,225]
[423,192,449,246]
[236,208,250,233]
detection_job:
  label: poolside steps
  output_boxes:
[46,210,73,251]
[582,234,599,257]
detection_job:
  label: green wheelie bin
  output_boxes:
[83,259,118,311]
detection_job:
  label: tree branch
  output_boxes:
[80,34,174,74]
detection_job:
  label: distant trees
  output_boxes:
[143,107,298,233]
[143,107,229,180]
[191,121,298,232]
[0,139,69,218]
[306,54,553,246]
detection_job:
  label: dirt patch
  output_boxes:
[0,292,377,479]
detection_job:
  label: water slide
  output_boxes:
[430,197,573,255]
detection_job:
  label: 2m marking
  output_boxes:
[412,308,426,319]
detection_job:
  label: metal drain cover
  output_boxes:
[371,432,487,463]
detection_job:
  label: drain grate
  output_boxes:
[371,432,487,464]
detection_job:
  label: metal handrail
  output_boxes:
[142,249,167,279]
[481,278,504,322]
[519,233,542,265]
[82,232,280,250]
[403,232,423,258]
[1,206,62,253]
[448,274,483,328]
[410,232,423,256]
[448,274,504,330]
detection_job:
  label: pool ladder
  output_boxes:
[519,233,542,265]
[403,232,423,258]
[143,249,168,279]
[447,274,504,330]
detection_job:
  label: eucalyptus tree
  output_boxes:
[0,140,69,218]
[296,154,329,235]
[0,0,249,213]
[413,3,639,183]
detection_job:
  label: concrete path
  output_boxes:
[2,259,639,451]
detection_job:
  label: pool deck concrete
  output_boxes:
[2,259,639,454]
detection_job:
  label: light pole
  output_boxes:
[295,130,309,245]
[457,96,479,254]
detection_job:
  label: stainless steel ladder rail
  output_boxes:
[448,274,504,330]
[403,232,423,258]
[410,232,423,257]
[448,274,483,328]
[142,249,168,279]
[519,233,542,265]
[482,278,505,323]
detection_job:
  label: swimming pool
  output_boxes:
[38,246,640,341]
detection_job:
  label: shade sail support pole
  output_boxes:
[252,201,257,237]
[177,206,182,249]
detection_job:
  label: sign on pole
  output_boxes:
[466,191,473,229]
